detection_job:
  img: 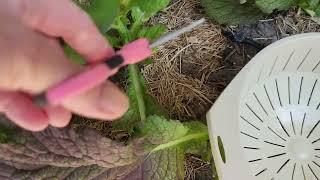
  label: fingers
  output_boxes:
[0,14,129,128]
[0,91,48,131]
[0,20,82,93]
[62,81,129,120]
[0,80,129,131]
[0,0,129,131]
[0,91,72,131]
[45,106,72,128]
[16,0,114,62]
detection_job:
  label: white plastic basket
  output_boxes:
[207,33,320,180]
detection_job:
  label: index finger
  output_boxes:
[15,0,114,62]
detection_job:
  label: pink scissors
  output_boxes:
[33,19,205,107]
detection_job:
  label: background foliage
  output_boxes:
[201,0,320,25]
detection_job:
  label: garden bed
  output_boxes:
[142,2,320,179]
[71,1,320,180]
[1,0,320,179]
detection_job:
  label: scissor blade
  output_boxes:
[150,18,206,49]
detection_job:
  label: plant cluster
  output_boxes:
[201,0,320,25]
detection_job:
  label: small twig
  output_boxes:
[259,19,274,22]
[253,37,274,40]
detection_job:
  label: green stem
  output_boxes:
[130,21,143,38]
[150,132,209,153]
[128,64,147,121]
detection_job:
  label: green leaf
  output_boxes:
[128,65,147,121]
[299,0,320,16]
[255,0,297,13]
[0,126,147,179]
[131,6,145,22]
[112,70,145,133]
[120,0,132,8]
[129,7,166,42]
[144,94,166,116]
[138,116,189,146]
[7,165,109,179]
[138,24,167,41]
[111,0,168,132]
[122,148,185,180]
[0,127,145,176]
[128,0,170,22]
[144,58,154,65]
[112,16,131,43]
[307,0,319,9]
[201,0,265,25]
[137,116,209,153]
[315,5,320,15]
[129,7,146,39]
[132,116,209,179]
[74,0,119,32]
[112,69,165,133]
[105,34,122,48]
[183,122,212,161]
[119,0,134,15]
[306,9,317,16]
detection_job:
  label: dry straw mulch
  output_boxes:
[143,0,226,120]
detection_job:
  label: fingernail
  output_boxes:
[98,86,129,119]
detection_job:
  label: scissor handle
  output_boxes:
[34,38,152,106]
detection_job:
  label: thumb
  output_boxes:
[0,19,82,93]
[0,19,129,127]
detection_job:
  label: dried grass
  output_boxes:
[184,154,214,180]
[276,10,320,37]
[143,0,226,120]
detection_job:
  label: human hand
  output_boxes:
[0,0,129,131]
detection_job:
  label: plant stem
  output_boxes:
[150,132,209,153]
[128,64,146,121]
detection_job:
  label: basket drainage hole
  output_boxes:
[217,136,226,163]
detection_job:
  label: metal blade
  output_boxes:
[150,18,206,49]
